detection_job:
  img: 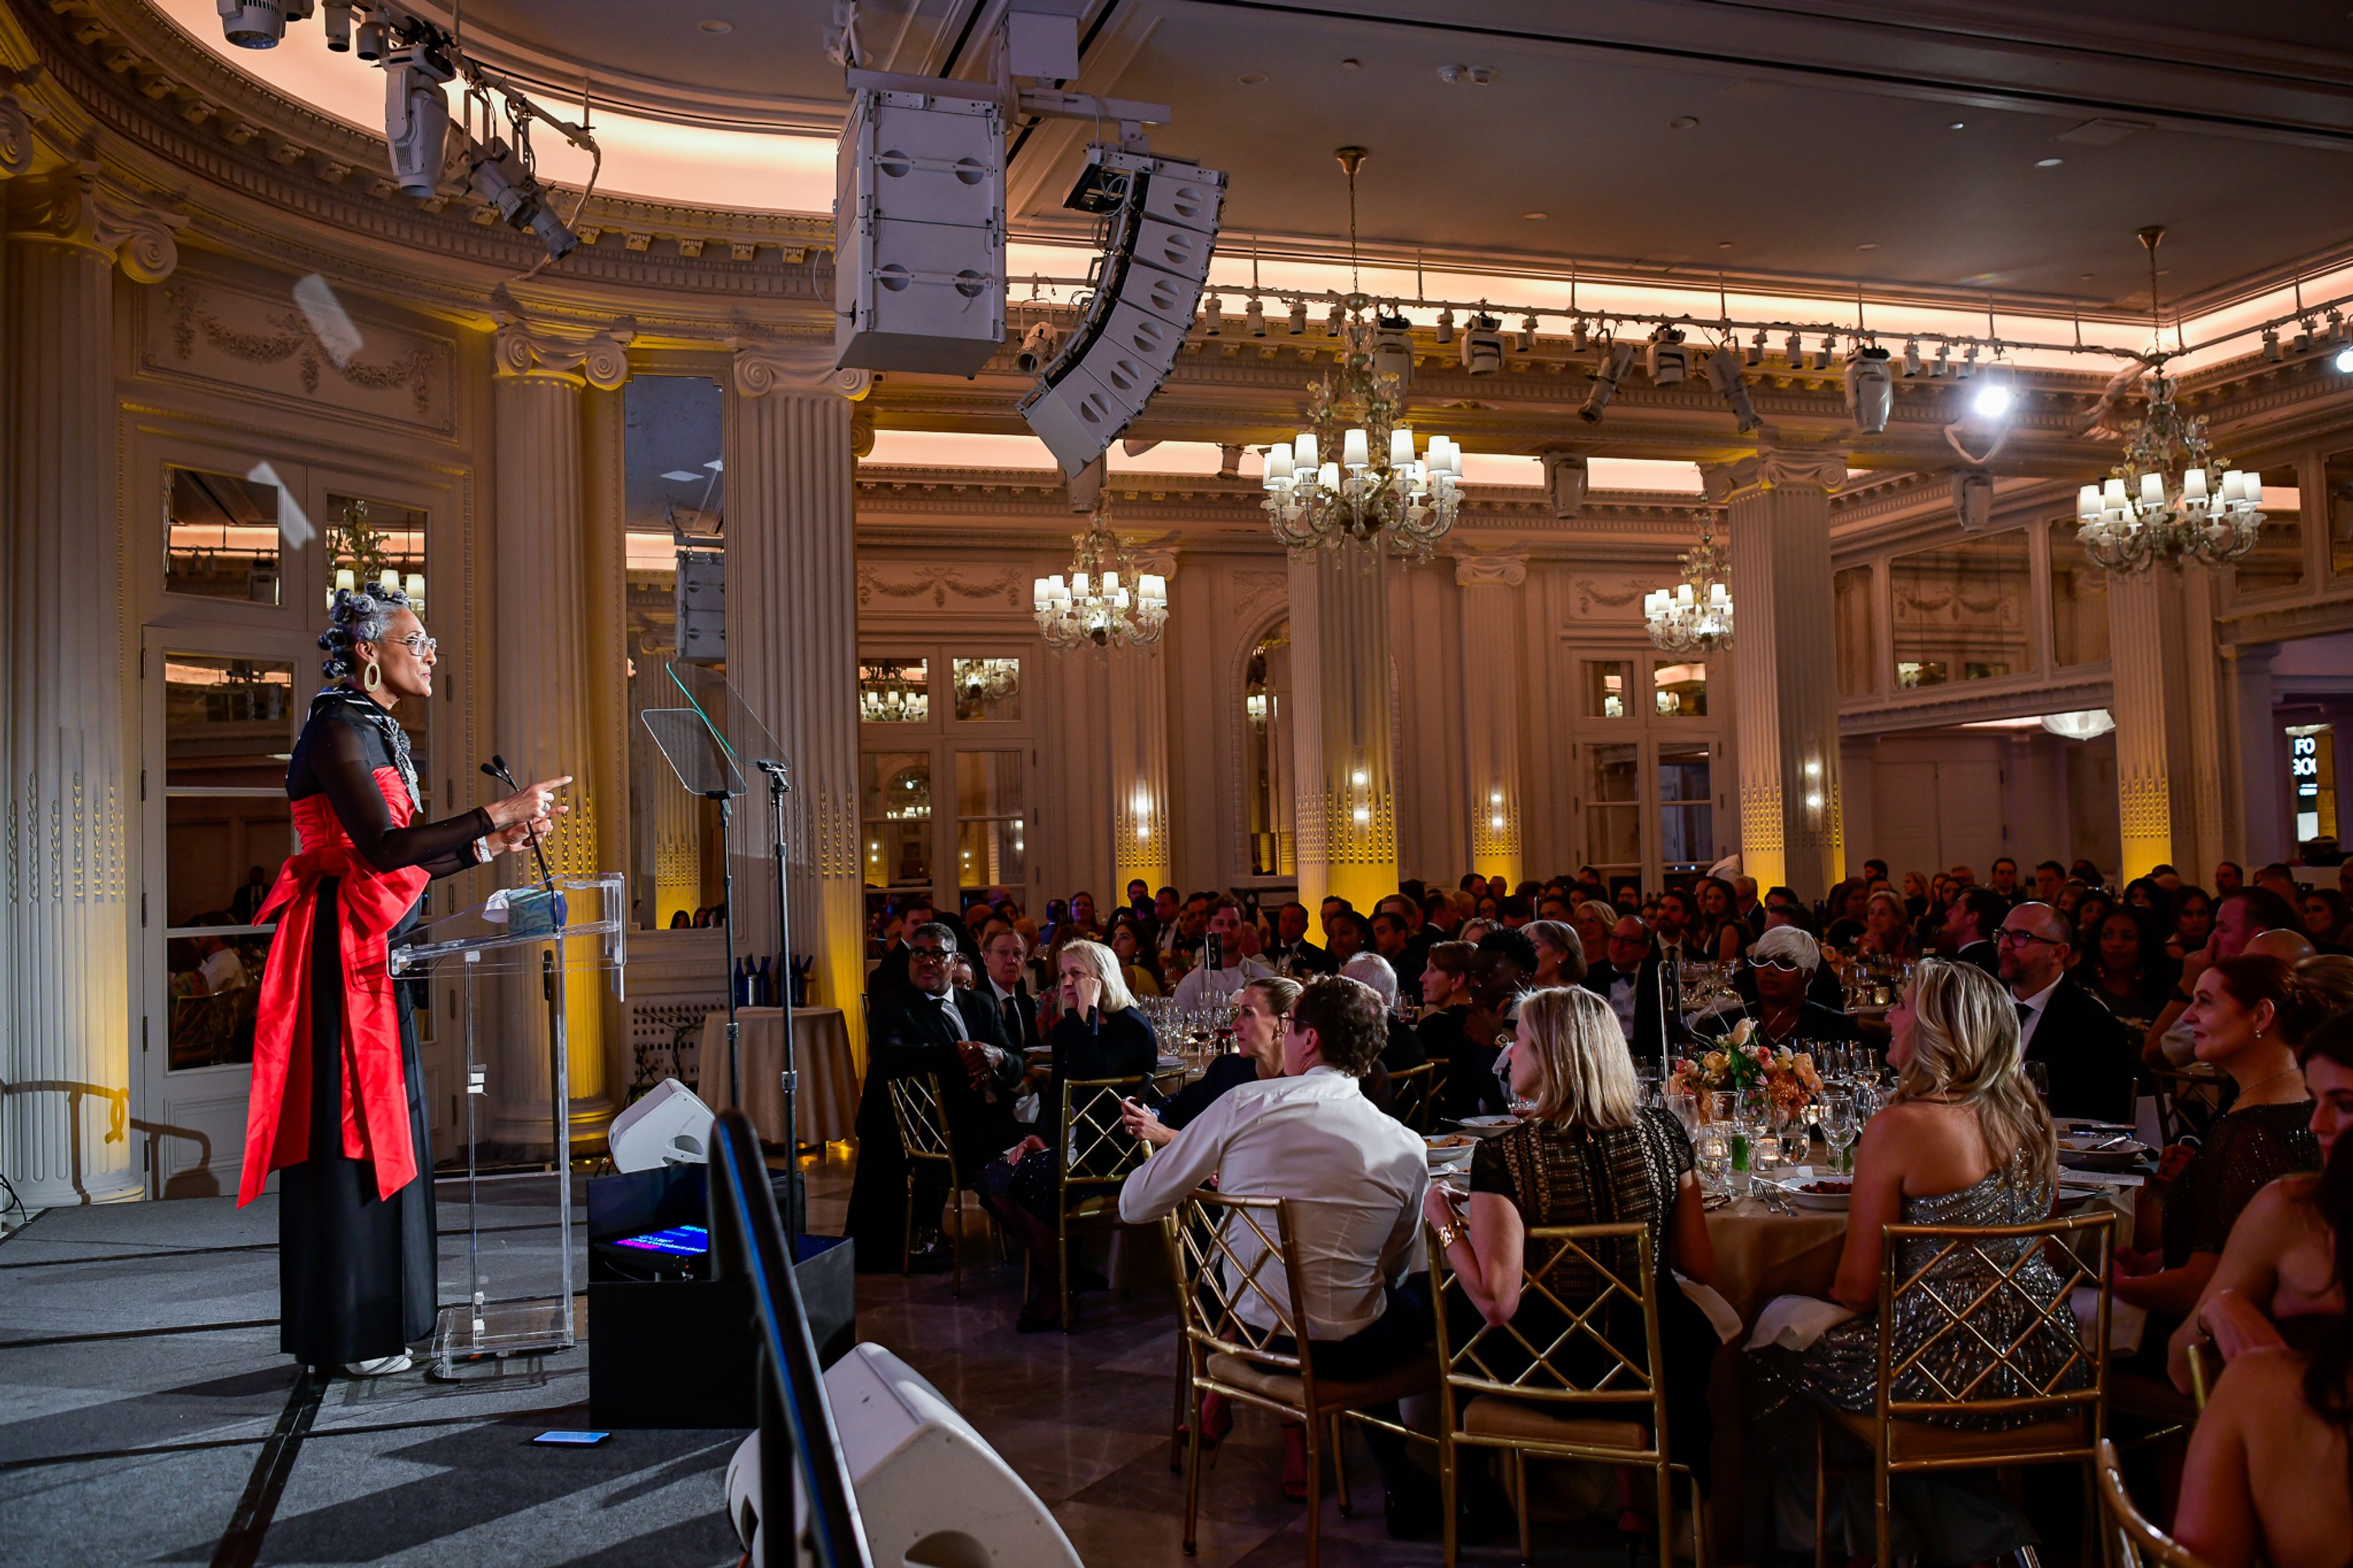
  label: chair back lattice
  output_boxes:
[1876,1210,2114,1431]
[1425,1056,1451,1113]
[1166,1191,1306,1368]
[1388,1061,1434,1132]
[1060,1076,1152,1189]
[1150,1063,1193,1102]
[1430,1221,1665,1417]
[2096,1437,2215,1568]
[2150,1067,2224,1148]
[886,1072,954,1165]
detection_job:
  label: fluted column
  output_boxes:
[1289,540,1398,915]
[1456,553,1527,885]
[488,322,630,1149]
[1108,551,1175,894]
[2107,566,2223,879]
[725,338,868,1063]
[1712,444,1847,901]
[631,656,704,926]
[4,173,180,1205]
[2226,643,2284,866]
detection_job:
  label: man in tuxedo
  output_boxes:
[1581,916,1683,1066]
[1942,886,2006,974]
[844,923,1019,1271]
[1997,901,2139,1124]
[1988,857,2023,910]
[979,927,1039,1056]
[865,893,936,1003]
[1264,900,1334,975]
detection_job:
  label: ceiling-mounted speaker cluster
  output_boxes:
[834,86,1008,376]
[1018,145,1226,474]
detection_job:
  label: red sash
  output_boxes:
[238,767,432,1206]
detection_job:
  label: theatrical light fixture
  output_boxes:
[1783,330,1802,363]
[1645,325,1688,385]
[2336,345,2353,374]
[1202,293,1224,335]
[219,0,309,49]
[322,0,352,50]
[1704,347,1760,433]
[1435,307,1454,345]
[1326,300,1346,336]
[1969,370,2012,420]
[1580,339,1635,423]
[1244,295,1266,336]
[1745,329,1764,366]
[1957,343,1978,380]
[383,40,455,197]
[1809,334,1832,371]
[1289,298,1309,335]
[1902,337,1922,376]
[1570,318,1591,353]
[1844,344,1892,434]
[1032,499,1169,649]
[2262,327,2282,362]
[1015,319,1058,373]
[1460,312,1504,375]
[1931,341,1950,377]
[1371,312,1415,384]
[464,133,577,257]
[1517,314,1539,353]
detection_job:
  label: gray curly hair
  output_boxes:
[318,580,413,681]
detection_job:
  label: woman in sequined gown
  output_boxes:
[1750,958,2085,1565]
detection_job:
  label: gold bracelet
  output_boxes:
[1436,1222,1459,1250]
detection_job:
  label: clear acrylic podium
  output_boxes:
[389,873,627,1376]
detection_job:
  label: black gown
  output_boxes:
[276,689,491,1368]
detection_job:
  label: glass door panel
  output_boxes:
[953,750,1028,899]
[861,751,934,894]
[1586,743,1641,877]
[1657,741,1714,877]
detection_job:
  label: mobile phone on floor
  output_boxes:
[532,1430,611,1447]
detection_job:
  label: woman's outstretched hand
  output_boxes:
[488,775,572,833]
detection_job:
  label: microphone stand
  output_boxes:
[714,791,742,1112]
[752,757,798,1259]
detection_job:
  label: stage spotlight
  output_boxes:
[2333,344,2353,374]
[1460,312,1505,375]
[1436,307,1454,345]
[1288,297,1308,335]
[1580,340,1636,423]
[1901,337,1922,377]
[354,16,385,59]
[1570,318,1590,353]
[1807,334,1832,371]
[1930,341,1950,377]
[1705,347,1760,433]
[1957,343,1979,381]
[1745,328,1764,366]
[1325,300,1345,336]
[219,0,309,49]
[1844,344,1892,434]
[1517,314,1538,353]
[322,0,352,51]
[464,135,578,257]
[1243,295,1265,336]
[1644,325,1688,385]
[1015,320,1058,372]
[1783,330,1802,363]
[384,41,457,198]
[1969,366,2012,419]
[2294,319,2315,354]
[1201,293,1223,336]
[1371,312,1414,382]
[2262,327,2282,362]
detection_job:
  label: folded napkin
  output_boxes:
[1747,1293,1861,1352]
[1675,1275,1744,1345]
[2071,1286,2147,1354]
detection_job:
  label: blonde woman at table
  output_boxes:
[1422,985,1721,1528]
[1749,958,2080,1566]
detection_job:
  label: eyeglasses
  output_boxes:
[395,632,438,656]
[1749,957,1805,973]
[909,947,949,963]
[1996,929,2058,947]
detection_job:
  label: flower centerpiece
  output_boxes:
[1667,1018,1822,1119]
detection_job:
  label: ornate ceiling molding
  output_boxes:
[1839,674,2114,738]
[4,165,181,279]
[1454,552,1529,589]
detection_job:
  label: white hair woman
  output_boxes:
[1749,958,2077,1562]
[243,582,563,1379]
[979,937,1158,1331]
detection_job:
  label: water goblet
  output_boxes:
[1696,1128,1733,1197]
[1817,1088,1859,1176]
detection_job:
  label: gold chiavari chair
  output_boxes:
[885,1072,978,1296]
[2150,1065,2226,1148]
[1041,1075,1152,1332]
[1426,1056,1452,1116]
[1427,1221,1705,1568]
[2096,1436,2214,1568]
[1387,1060,1436,1133]
[1165,1191,1436,1568]
[1815,1209,2115,1568]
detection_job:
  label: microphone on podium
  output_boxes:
[483,755,564,930]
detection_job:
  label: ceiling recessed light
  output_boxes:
[698,19,732,32]
[1523,211,1547,221]
[1669,115,1699,130]
[1948,120,1965,131]
[1238,72,1267,85]
[2036,156,2063,167]
[1857,241,1880,251]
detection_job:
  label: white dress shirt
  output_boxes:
[1171,957,1273,1010]
[1607,974,1639,1043]
[1118,1066,1428,1340]
[2015,972,2064,1052]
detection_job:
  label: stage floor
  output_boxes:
[1,1153,1612,1567]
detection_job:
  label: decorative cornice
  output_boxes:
[1702,440,1850,501]
[1453,552,1529,589]
[4,167,181,281]
[494,320,634,389]
[1838,673,2113,738]
[732,337,871,401]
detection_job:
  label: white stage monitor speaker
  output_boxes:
[609,1078,714,1173]
[835,87,1006,376]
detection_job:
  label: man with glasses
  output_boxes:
[844,923,1020,1272]
[1996,901,2139,1123]
[1581,915,1665,1055]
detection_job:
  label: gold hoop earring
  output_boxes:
[362,661,382,692]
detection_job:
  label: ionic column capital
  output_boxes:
[0,75,50,179]
[6,171,183,282]
[493,320,634,389]
[1701,440,1848,502]
[731,335,873,401]
[1453,551,1528,589]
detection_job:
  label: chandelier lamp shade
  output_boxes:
[2075,226,2267,574]
[1033,505,1169,650]
[1643,524,1735,654]
[1259,147,1468,559]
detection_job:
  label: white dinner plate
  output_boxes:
[1775,1178,1852,1212]
[1455,1115,1518,1138]
[2057,1136,2151,1172]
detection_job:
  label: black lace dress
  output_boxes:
[276,689,491,1367]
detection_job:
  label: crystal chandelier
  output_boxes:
[953,657,1020,705]
[1032,503,1169,650]
[1643,523,1735,654]
[1259,148,1466,560]
[857,661,929,723]
[2074,227,2265,574]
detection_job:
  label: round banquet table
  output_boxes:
[697,1006,861,1148]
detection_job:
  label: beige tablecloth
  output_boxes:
[699,1006,860,1148]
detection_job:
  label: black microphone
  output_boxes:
[481,754,558,903]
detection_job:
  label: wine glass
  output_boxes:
[1665,1091,1699,1138]
[1696,1127,1732,1197]
[2024,1061,2051,1107]
[1817,1088,1858,1176]
[1778,1106,1814,1170]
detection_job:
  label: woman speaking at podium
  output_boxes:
[238,581,567,1378]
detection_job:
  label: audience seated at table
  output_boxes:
[1526,919,1583,988]
[1423,983,1721,1529]
[843,922,1019,1273]
[2078,904,2175,1031]
[1749,958,2083,1564]
[1170,896,1272,1008]
[1123,975,1299,1142]
[979,937,1160,1331]
[2120,956,2327,1322]
[1118,974,1438,1533]
[1440,933,1537,1123]
[2167,1009,2353,1392]
[2144,887,2309,1068]
[1853,888,1921,963]
[2173,1136,2353,1568]
[1415,939,1474,1063]
[1105,914,1164,998]
[1339,950,1427,1074]
[1694,925,1860,1051]
[1993,900,2143,1123]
